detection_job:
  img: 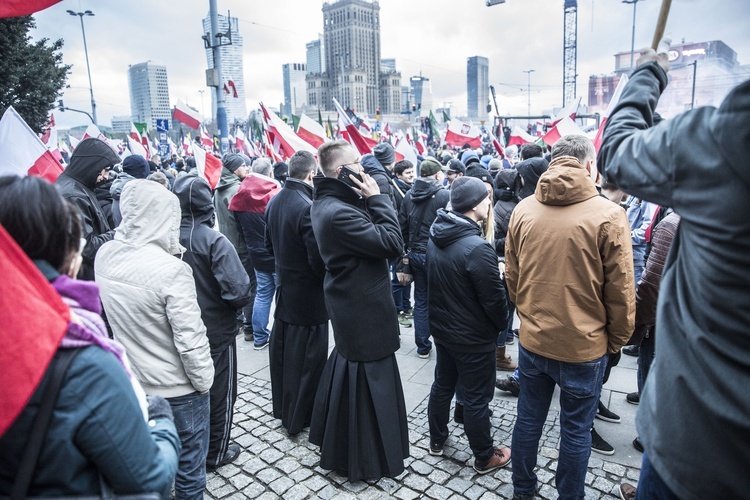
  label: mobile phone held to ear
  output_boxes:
[338,165,363,187]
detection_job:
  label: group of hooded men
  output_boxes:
[48,48,750,500]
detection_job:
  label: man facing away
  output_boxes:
[95,180,214,499]
[506,135,635,500]
[426,176,511,473]
[264,150,329,436]
[309,140,409,481]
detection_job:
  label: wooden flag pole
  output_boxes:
[651,0,673,50]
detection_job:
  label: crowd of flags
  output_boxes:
[0,75,629,189]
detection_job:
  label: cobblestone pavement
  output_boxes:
[205,374,640,499]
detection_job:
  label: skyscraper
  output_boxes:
[321,0,381,114]
[127,62,171,130]
[467,56,489,120]
[202,13,247,124]
[282,63,308,117]
[410,75,432,117]
[306,34,326,75]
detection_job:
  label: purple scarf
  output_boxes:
[51,275,130,375]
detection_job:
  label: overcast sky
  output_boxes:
[31,0,750,129]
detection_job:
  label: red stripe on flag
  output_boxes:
[27,149,63,183]
[0,0,61,18]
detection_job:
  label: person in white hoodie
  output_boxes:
[95,180,214,500]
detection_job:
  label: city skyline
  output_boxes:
[127,62,171,130]
[29,0,750,129]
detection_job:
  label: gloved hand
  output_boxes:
[147,395,174,422]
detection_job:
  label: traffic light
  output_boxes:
[411,104,416,112]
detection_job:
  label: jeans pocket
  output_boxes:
[170,398,195,435]
[559,358,603,399]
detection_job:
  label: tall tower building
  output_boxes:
[202,13,247,124]
[321,0,381,114]
[127,62,171,130]
[467,56,489,120]
[306,34,326,75]
[282,63,308,117]
[410,75,432,117]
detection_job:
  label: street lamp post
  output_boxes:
[67,10,97,126]
[622,0,644,70]
[198,89,206,117]
[523,69,535,120]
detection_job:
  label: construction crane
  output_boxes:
[488,0,578,106]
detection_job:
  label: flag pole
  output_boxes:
[651,0,673,50]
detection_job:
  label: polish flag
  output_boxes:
[443,120,481,148]
[382,122,393,142]
[173,99,203,130]
[259,102,317,159]
[0,0,62,18]
[296,113,327,149]
[548,97,581,127]
[130,123,141,143]
[332,97,374,155]
[0,106,64,182]
[593,74,629,154]
[394,136,418,167]
[507,126,537,147]
[541,116,586,147]
[488,128,505,157]
[223,80,239,98]
[82,123,105,141]
[127,135,148,159]
[200,126,213,150]
[69,134,80,151]
[235,127,246,152]
[40,114,62,163]
[192,143,222,189]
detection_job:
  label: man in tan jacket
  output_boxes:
[505,134,635,500]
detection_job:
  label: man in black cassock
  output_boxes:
[264,150,329,436]
[308,140,409,481]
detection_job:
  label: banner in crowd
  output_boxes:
[444,120,481,148]
[173,99,203,130]
[0,106,64,182]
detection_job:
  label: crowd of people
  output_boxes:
[1,48,748,500]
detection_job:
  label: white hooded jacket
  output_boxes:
[95,180,214,397]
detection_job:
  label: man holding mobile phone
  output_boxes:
[309,140,409,481]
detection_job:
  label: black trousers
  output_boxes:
[207,340,237,466]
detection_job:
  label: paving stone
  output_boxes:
[259,447,284,464]
[288,467,313,483]
[435,460,463,475]
[343,481,368,493]
[410,459,434,476]
[268,476,295,495]
[425,483,453,499]
[239,482,267,498]
[539,484,558,499]
[589,457,605,469]
[464,484,489,500]
[241,457,266,475]
[592,476,615,494]
[626,468,641,481]
[375,477,399,493]
[211,484,236,498]
[255,467,283,485]
[603,462,626,477]
[302,474,329,492]
[255,492,279,500]
[394,486,421,500]
[446,477,473,494]
[497,483,515,499]
[403,473,431,492]
[229,473,253,490]
[206,475,227,490]
[217,463,241,478]
[478,492,502,500]
[536,468,555,485]
[282,484,312,500]
[474,474,501,490]
[427,469,451,484]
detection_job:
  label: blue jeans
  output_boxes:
[409,251,432,355]
[428,344,496,461]
[391,259,412,312]
[512,345,607,500]
[168,391,210,500]
[252,270,276,345]
[636,453,680,500]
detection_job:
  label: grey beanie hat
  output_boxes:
[373,142,396,166]
[223,153,245,173]
[451,176,489,214]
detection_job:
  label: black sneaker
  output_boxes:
[596,400,621,423]
[207,443,241,471]
[505,332,515,345]
[632,437,644,453]
[495,376,520,397]
[622,345,639,357]
[429,440,445,456]
[626,392,640,405]
[591,427,615,455]
[253,340,270,351]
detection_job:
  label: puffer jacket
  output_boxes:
[173,176,251,354]
[427,209,508,353]
[398,178,450,254]
[505,156,635,363]
[95,180,214,397]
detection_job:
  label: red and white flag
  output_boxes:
[235,127,246,152]
[0,106,64,182]
[40,114,63,163]
[173,99,203,130]
[259,102,317,160]
[200,126,213,150]
[443,120,481,148]
[82,123,105,141]
[0,0,61,18]
[488,128,505,157]
[332,97,374,155]
[223,80,239,98]
[593,74,629,154]
[69,134,80,151]
[192,144,222,189]
[130,123,141,143]
[127,135,148,159]
[541,116,585,147]
[548,97,581,127]
[296,113,327,149]
[507,126,537,147]
[394,136,418,167]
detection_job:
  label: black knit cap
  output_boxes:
[223,153,245,173]
[373,142,396,166]
[465,165,493,185]
[451,176,488,213]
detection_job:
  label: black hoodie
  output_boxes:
[55,138,120,280]
[398,178,450,253]
[362,153,397,210]
[515,157,549,199]
[426,209,508,352]
[173,176,251,352]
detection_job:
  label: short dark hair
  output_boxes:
[0,175,82,273]
[521,143,543,160]
[317,140,352,177]
[393,160,414,177]
[288,151,317,180]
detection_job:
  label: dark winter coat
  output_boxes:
[391,177,411,213]
[55,138,119,280]
[173,176,251,353]
[427,209,508,353]
[398,178,450,254]
[265,179,328,326]
[493,169,520,256]
[362,154,397,210]
[93,177,115,229]
[231,174,281,273]
[598,62,750,500]
[311,176,403,362]
[515,157,549,200]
